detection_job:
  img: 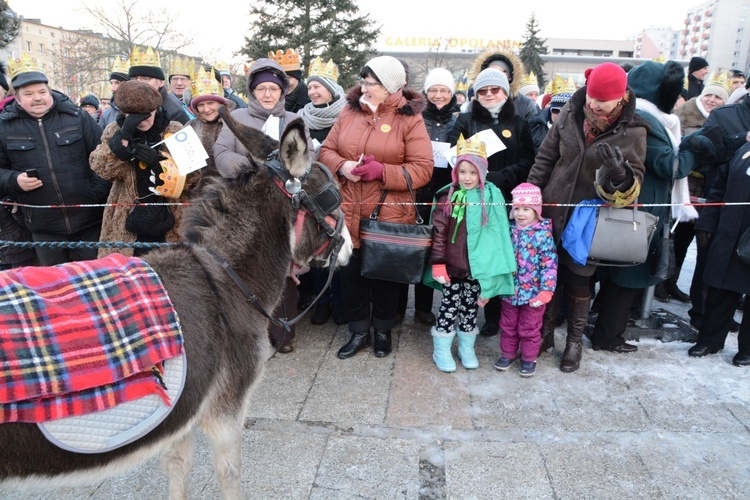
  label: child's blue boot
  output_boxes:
[457,328,479,369]
[431,327,456,372]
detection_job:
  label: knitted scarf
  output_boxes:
[297,96,346,131]
[450,188,467,243]
[582,102,623,143]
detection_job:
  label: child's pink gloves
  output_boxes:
[529,290,553,308]
[432,264,450,285]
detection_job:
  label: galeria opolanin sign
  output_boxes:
[384,37,522,51]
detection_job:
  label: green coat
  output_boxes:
[423,183,516,298]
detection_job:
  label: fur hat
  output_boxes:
[365,56,406,94]
[689,56,709,74]
[627,60,685,113]
[511,182,543,220]
[473,68,510,96]
[114,80,163,114]
[79,94,99,110]
[585,62,627,101]
[423,68,455,94]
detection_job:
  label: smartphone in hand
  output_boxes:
[25,168,38,178]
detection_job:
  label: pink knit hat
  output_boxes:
[510,182,543,220]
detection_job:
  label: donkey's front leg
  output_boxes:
[162,427,196,500]
[203,412,244,499]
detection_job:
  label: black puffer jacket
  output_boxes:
[0,91,110,234]
[449,98,535,200]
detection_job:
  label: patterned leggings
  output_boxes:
[435,278,482,334]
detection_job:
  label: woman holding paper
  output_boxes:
[91,80,199,259]
[214,58,313,178]
[318,56,433,360]
[448,67,535,338]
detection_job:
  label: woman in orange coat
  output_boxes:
[319,56,433,359]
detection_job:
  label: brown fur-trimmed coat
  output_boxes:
[90,121,200,258]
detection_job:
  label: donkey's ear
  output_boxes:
[218,106,279,163]
[279,118,310,178]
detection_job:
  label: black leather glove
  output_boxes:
[596,143,627,185]
[133,142,163,167]
[696,230,713,248]
[120,113,152,141]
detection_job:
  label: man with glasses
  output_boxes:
[127,47,190,125]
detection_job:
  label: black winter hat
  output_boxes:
[80,94,99,110]
[129,65,166,81]
[109,72,129,83]
[688,56,709,74]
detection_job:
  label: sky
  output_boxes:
[13,0,691,62]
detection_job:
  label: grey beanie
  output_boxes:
[307,75,341,100]
[473,68,510,96]
[365,56,406,94]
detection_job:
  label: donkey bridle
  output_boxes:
[207,151,346,347]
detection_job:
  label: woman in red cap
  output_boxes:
[526,62,649,373]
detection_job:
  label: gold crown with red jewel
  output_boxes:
[456,134,487,160]
[154,152,187,199]
[8,52,47,83]
[269,49,300,72]
[190,66,223,99]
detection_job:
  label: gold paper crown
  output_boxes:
[520,71,539,88]
[170,56,194,77]
[269,49,300,72]
[549,75,577,96]
[455,71,469,93]
[456,134,487,160]
[154,152,187,199]
[308,57,339,82]
[705,71,730,91]
[683,75,689,91]
[8,52,42,80]
[110,56,130,74]
[190,66,222,99]
[130,46,161,68]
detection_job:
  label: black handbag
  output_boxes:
[125,200,175,237]
[359,168,433,284]
[737,227,750,266]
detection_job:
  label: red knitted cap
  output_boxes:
[585,62,627,101]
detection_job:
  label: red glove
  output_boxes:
[351,157,384,181]
[529,290,554,308]
[432,264,450,285]
[477,296,489,307]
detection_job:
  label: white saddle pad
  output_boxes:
[38,352,187,454]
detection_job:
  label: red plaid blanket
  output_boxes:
[0,253,183,423]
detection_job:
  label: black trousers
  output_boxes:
[396,282,435,315]
[340,249,400,333]
[696,286,750,353]
[32,224,101,266]
[591,279,640,348]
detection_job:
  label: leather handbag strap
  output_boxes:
[368,167,423,224]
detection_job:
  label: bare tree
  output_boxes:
[409,37,468,90]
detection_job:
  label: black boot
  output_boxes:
[664,266,690,302]
[560,295,590,373]
[654,282,670,302]
[538,291,561,356]
[373,329,392,357]
[337,330,371,359]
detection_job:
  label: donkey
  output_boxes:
[0,114,352,498]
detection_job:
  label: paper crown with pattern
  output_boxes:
[455,71,469,93]
[548,75,577,96]
[704,71,730,91]
[308,57,339,82]
[190,66,224,102]
[269,49,301,72]
[520,71,539,88]
[130,46,161,68]
[169,56,194,78]
[456,134,487,160]
[8,52,48,88]
[154,153,187,199]
[111,56,130,74]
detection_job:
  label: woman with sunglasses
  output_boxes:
[448,67,536,339]
[526,62,648,373]
[319,56,433,360]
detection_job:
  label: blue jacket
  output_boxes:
[505,218,557,306]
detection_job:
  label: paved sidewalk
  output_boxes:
[4,245,750,499]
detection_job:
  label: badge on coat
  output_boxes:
[502,129,512,138]
[380,124,392,133]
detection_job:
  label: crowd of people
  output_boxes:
[1,46,749,373]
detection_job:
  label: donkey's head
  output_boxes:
[186,109,351,270]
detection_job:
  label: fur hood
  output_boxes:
[345,86,426,116]
[467,49,526,97]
